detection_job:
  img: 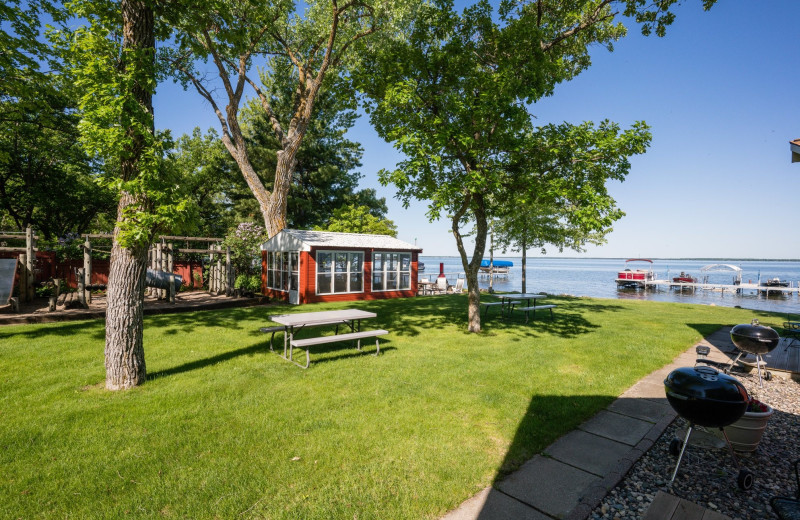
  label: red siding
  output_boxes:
[262,247,419,304]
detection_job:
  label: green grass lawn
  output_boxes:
[0,295,777,519]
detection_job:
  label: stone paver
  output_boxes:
[495,456,600,519]
[578,410,654,446]
[607,396,675,423]
[544,430,633,477]
[440,487,551,520]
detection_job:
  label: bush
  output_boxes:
[234,274,262,294]
[223,222,266,278]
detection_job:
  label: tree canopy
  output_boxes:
[359,0,709,332]
[167,0,408,237]
[316,204,398,236]
[0,0,116,237]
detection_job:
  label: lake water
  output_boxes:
[419,256,800,315]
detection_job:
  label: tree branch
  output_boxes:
[541,0,616,52]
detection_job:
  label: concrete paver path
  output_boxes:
[441,332,738,520]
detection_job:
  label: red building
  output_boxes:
[260,229,423,304]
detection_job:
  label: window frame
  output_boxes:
[266,251,300,292]
[315,250,364,295]
[371,251,412,292]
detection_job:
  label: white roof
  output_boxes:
[261,229,422,252]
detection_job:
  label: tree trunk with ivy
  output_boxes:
[104,0,154,390]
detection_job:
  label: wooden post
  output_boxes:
[167,243,175,303]
[83,236,92,304]
[77,268,87,308]
[18,253,27,303]
[25,225,34,302]
[210,247,216,294]
[146,246,154,297]
[156,241,164,300]
[226,246,232,297]
[209,248,216,294]
[216,245,222,295]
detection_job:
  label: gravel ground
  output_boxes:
[592,371,800,520]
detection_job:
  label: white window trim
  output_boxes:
[371,252,412,292]
[267,251,299,292]
[315,250,365,295]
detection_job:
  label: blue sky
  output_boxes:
[154,1,800,259]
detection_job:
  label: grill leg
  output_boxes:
[756,354,765,388]
[725,350,744,374]
[719,427,743,472]
[670,425,694,484]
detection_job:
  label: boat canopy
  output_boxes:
[700,264,742,284]
[700,264,742,273]
[624,258,653,263]
[480,259,513,268]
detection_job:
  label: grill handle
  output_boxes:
[666,390,689,401]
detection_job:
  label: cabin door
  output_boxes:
[288,251,300,305]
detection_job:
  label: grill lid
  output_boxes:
[664,366,749,403]
[730,319,780,355]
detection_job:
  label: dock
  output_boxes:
[643,279,800,296]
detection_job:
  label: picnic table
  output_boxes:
[418,279,436,295]
[504,293,555,323]
[480,293,555,322]
[265,309,386,368]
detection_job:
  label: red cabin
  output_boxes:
[260,229,423,304]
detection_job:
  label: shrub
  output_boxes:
[223,222,266,278]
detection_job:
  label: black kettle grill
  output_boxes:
[728,319,781,387]
[664,365,754,490]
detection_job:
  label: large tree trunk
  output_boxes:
[105,219,148,390]
[453,194,488,333]
[105,0,154,390]
[265,139,302,237]
[220,119,303,239]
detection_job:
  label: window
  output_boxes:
[372,252,411,291]
[316,251,363,294]
[266,251,299,292]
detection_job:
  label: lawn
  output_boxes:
[0,295,775,519]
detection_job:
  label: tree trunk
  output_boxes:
[521,236,527,294]
[266,141,301,237]
[453,194,488,333]
[105,218,148,390]
[105,0,154,390]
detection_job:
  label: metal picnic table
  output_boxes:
[497,293,547,317]
[268,309,378,366]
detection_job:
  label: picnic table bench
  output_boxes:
[290,329,388,369]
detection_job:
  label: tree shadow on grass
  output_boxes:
[284,343,397,367]
[147,342,266,380]
[0,319,106,341]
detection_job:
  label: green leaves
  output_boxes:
[55,0,195,248]
[316,204,398,236]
